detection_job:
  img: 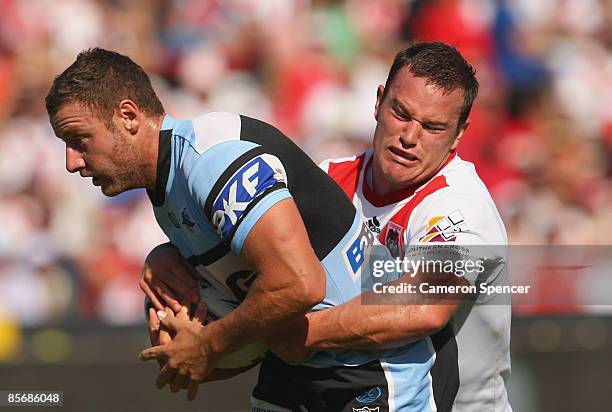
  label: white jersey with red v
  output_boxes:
[321,149,458,257]
[320,149,513,412]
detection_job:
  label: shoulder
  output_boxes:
[169,111,260,156]
[439,156,491,195]
[190,112,243,154]
[319,151,368,172]
[173,112,265,183]
[408,157,506,244]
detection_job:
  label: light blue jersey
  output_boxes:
[148,112,437,410]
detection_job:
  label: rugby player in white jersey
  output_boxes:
[252,43,512,411]
[271,42,512,411]
[143,42,512,411]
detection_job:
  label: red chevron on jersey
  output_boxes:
[379,175,449,256]
[326,154,366,200]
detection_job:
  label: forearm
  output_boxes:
[303,298,438,351]
[205,271,322,354]
[205,199,326,355]
[299,274,465,352]
[202,363,259,383]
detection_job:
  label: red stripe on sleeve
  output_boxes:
[326,154,366,200]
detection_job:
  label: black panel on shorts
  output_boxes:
[430,324,460,411]
[239,115,356,260]
[253,352,390,412]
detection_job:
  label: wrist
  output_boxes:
[201,319,231,356]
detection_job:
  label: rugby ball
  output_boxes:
[145,283,268,369]
[197,281,267,369]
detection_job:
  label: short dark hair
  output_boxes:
[383,42,479,127]
[45,48,164,125]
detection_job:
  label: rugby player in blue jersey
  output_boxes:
[46,48,444,411]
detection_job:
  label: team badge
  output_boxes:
[385,221,404,258]
[181,208,195,231]
[352,407,380,412]
[355,387,382,403]
[168,212,181,228]
[419,210,467,243]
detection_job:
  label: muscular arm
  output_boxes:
[268,271,467,358]
[204,197,326,355]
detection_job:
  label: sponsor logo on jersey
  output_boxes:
[168,212,181,229]
[226,270,258,301]
[419,210,467,243]
[168,209,197,232]
[367,216,381,234]
[355,387,382,404]
[181,208,195,231]
[384,221,404,258]
[199,278,212,289]
[352,407,380,412]
[211,154,287,239]
[344,221,378,282]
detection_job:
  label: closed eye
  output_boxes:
[423,125,445,133]
[66,137,86,151]
[392,107,411,122]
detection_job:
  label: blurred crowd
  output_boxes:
[0,0,611,329]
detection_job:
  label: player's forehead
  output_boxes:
[387,69,463,122]
[51,101,101,139]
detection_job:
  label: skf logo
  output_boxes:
[344,221,377,282]
[352,407,379,412]
[212,154,286,239]
[419,210,467,243]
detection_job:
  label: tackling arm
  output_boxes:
[267,270,467,360]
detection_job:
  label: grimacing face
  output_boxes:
[51,102,142,197]
[371,68,468,196]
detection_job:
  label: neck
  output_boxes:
[369,151,455,198]
[141,114,165,191]
[368,162,413,198]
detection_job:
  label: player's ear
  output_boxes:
[450,120,469,151]
[117,99,140,135]
[374,85,385,121]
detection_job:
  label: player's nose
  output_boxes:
[66,146,85,173]
[399,121,420,146]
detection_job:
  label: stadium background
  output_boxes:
[0,0,611,410]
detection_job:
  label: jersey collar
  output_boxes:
[362,151,457,207]
[147,117,173,207]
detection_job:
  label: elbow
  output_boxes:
[301,279,325,311]
[303,282,325,309]
[398,308,450,339]
[421,311,449,336]
[295,265,326,311]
